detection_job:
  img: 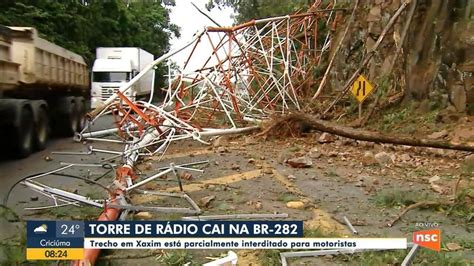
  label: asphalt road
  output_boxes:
[0,115,119,219]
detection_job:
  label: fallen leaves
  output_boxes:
[317,133,336,144]
[429,175,449,195]
[361,151,377,166]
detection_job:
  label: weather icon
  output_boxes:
[34,224,48,234]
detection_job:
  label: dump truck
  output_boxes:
[0,26,89,158]
[91,47,154,108]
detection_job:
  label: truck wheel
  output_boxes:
[15,107,34,158]
[34,106,49,150]
[75,97,86,131]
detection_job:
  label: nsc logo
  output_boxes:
[413,229,441,251]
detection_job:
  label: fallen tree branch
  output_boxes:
[389,175,471,227]
[307,115,474,151]
[323,0,412,114]
[388,0,417,74]
[260,113,474,152]
[387,201,443,227]
[453,176,463,200]
[311,0,359,100]
[257,115,313,139]
[360,0,418,127]
[191,2,222,27]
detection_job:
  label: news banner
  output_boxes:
[27,220,408,260]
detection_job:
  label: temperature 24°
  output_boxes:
[61,224,80,235]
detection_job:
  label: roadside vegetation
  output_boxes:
[0,0,179,85]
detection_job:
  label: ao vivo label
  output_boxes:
[413,229,441,251]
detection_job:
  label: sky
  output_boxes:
[168,0,234,70]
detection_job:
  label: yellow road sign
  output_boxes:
[351,75,373,103]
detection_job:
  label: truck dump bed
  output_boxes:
[1,26,88,92]
[0,26,20,90]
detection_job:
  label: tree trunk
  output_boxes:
[404,0,459,101]
[305,115,474,151]
[263,114,474,152]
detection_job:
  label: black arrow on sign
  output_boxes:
[356,81,366,96]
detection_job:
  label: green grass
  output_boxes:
[468,102,474,115]
[303,226,339,237]
[0,223,49,266]
[461,161,474,175]
[376,103,441,134]
[376,75,392,97]
[259,249,282,265]
[0,243,51,266]
[448,187,474,223]
[412,168,430,177]
[288,145,301,152]
[0,205,20,222]
[0,238,25,265]
[276,192,299,203]
[159,213,184,221]
[85,191,104,199]
[49,205,101,220]
[379,107,410,132]
[425,109,440,124]
[326,170,339,177]
[217,202,231,211]
[373,189,434,208]
[457,163,474,223]
[374,187,473,223]
[444,235,474,250]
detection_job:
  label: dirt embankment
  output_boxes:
[323,0,473,126]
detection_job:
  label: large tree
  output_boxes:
[0,0,179,85]
[206,0,311,23]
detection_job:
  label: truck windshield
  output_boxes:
[93,72,130,82]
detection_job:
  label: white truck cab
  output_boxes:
[91,47,154,108]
